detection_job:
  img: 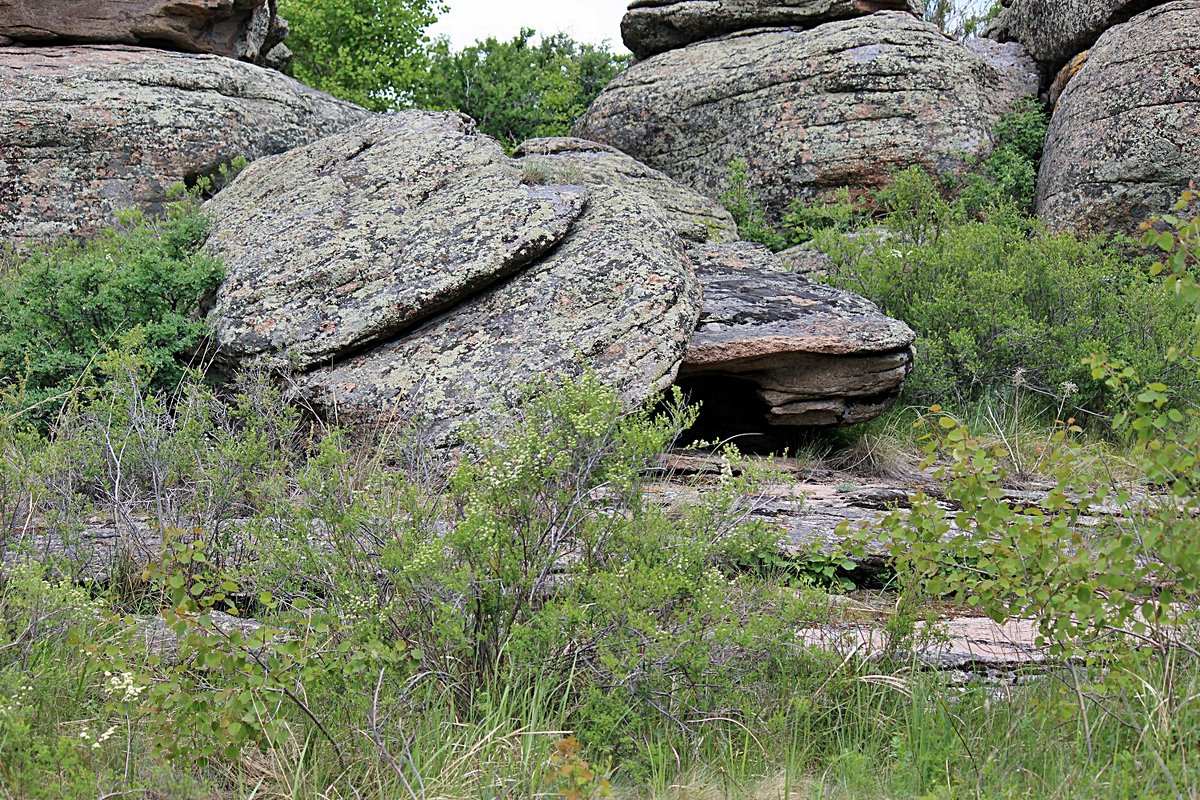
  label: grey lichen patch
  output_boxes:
[515,136,738,243]
[297,186,702,447]
[204,111,588,370]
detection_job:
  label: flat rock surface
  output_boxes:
[296,186,702,447]
[576,13,1040,222]
[0,45,367,246]
[204,112,587,370]
[621,0,918,60]
[984,0,1161,73]
[1036,1,1200,235]
[515,136,738,243]
[678,242,914,427]
[0,0,290,65]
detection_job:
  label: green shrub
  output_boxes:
[0,192,223,425]
[817,168,1195,412]
[720,159,787,250]
[845,193,1200,660]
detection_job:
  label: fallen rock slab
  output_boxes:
[984,0,1161,74]
[205,113,586,370]
[621,0,920,60]
[515,136,738,243]
[0,0,291,67]
[296,186,703,447]
[0,45,368,246]
[678,242,915,428]
[1035,0,1200,235]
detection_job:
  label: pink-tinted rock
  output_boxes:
[0,45,368,246]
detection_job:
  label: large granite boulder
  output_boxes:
[0,45,368,246]
[1036,1,1200,234]
[0,0,291,67]
[294,186,702,447]
[984,0,1160,74]
[515,136,738,243]
[205,114,586,370]
[678,242,915,428]
[576,12,1040,222]
[621,0,919,60]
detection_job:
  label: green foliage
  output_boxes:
[720,159,787,250]
[818,167,1194,411]
[280,0,444,111]
[959,97,1050,214]
[423,29,628,150]
[845,193,1200,661]
[781,187,871,245]
[0,193,222,425]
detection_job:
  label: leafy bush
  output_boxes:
[0,192,222,425]
[845,193,1200,660]
[958,97,1049,214]
[720,158,787,250]
[816,167,1195,412]
[279,0,442,111]
[423,29,628,150]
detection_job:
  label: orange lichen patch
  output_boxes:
[1048,49,1089,109]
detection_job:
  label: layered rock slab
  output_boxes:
[1036,1,1200,235]
[0,45,368,246]
[0,0,291,67]
[621,0,919,60]
[205,113,586,370]
[515,136,737,243]
[576,13,1040,222]
[679,242,914,427]
[984,0,1160,74]
[296,186,702,447]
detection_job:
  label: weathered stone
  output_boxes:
[777,243,833,276]
[297,186,702,447]
[0,0,291,66]
[576,13,1040,222]
[1045,49,1088,108]
[1036,1,1200,235]
[205,113,586,370]
[515,136,737,243]
[678,242,914,428]
[0,45,368,246]
[984,0,1160,74]
[621,0,919,60]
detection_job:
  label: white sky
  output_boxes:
[429,0,630,53]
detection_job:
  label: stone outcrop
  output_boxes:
[515,136,737,243]
[0,0,292,67]
[1036,1,1200,235]
[677,241,915,429]
[984,0,1160,75]
[202,112,703,446]
[621,0,919,60]
[295,185,702,447]
[0,45,368,246]
[205,114,586,370]
[576,12,1040,222]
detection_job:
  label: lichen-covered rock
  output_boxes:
[297,187,702,447]
[515,136,737,242]
[0,0,292,67]
[205,113,586,371]
[0,45,367,246]
[576,13,1039,222]
[679,242,914,427]
[621,0,919,60]
[1036,1,1200,235]
[984,0,1159,74]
